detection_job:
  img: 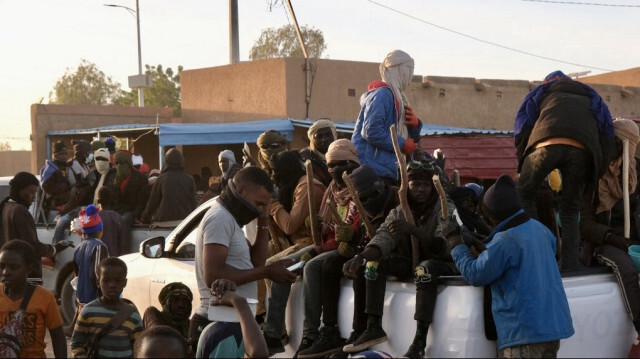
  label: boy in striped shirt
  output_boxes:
[71,257,143,358]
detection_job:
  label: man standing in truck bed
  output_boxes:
[514,70,616,271]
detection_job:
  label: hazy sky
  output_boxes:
[2,0,638,150]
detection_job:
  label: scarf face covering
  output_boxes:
[328,162,359,187]
[361,186,387,217]
[159,283,193,338]
[380,50,414,139]
[217,180,262,227]
[95,160,110,175]
[115,163,131,183]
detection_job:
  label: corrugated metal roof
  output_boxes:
[48,123,156,135]
[290,118,513,136]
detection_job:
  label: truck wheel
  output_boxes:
[60,271,77,325]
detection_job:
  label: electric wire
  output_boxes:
[523,0,640,8]
[367,0,615,72]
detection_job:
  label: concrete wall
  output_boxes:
[182,58,640,131]
[181,58,379,123]
[30,104,173,173]
[581,67,640,89]
[0,151,31,176]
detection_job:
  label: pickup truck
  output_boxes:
[123,198,638,358]
[0,175,172,324]
[3,177,638,357]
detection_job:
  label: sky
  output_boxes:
[1,0,638,150]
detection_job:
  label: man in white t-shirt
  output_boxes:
[190,166,296,351]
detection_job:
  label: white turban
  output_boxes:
[218,149,237,178]
[379,50,415,139]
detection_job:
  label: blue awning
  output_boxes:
[158,119,294,146]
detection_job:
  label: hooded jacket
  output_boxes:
[141,149,196,223]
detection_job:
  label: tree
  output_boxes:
[249,24,326,60]
[0,141,11,151]
[49,59,123,105]
[116,64,182,117]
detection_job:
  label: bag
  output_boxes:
[87,302,136,358]
[0,285,36,358]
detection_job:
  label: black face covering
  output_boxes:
[328,161,359,186]
[216,181,263,227]
[361,187,388,217]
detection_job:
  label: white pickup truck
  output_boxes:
[120,198,637,358]
[3,176,636,357]
[0,173,173,324]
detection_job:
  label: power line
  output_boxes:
[523,0,640,7]
[367,0,615,72]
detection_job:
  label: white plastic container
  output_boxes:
[208,283,258,322]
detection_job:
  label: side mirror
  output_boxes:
[140,236,165,258]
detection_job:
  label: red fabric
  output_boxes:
[402,138,417,154]
[119,175,131,194]
[137,163,150,175]
[367,80,401,124]
[320,208,361,252]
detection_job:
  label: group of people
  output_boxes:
[2,48,640,359]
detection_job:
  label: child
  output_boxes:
[71,257,143,358]
[0,240,67,358]
[96,187,127,256]
[196,279,268,359]
[67,204,108,336]
[134,325,189,358]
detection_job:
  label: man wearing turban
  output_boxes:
[144,282,193,337]
[578,118,640,357]
[300,119,337,187]
[352,50,423,185]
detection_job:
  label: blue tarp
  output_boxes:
[157,119,294,146]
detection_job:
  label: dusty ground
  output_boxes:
[43,328,72,358]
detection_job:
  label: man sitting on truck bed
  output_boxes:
[342,158,456,359]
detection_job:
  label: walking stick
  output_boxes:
[305,160,322,247]
[342,171,376,239]
[623,139,630,238]
[325,199,346,225]
[453,169,460,187]
[432,175,449,221]
[390,124,419,269]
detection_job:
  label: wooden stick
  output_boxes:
[305,160,321,247]
[432,175,449,221]
[390,124,419,269]
[453,169,460,187]
[325,199,345,225]
[623,139,630,238]
[342,171,376,239]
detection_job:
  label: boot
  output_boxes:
[297,326,345,358]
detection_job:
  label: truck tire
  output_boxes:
[60,271,77,325]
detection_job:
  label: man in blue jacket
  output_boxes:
[352,49,422,185]
[446,174,574,358]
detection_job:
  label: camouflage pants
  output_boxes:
[498,340,560,358]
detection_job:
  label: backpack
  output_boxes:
[0,285,35,358]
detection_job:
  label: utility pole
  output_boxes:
[229,0,239,64]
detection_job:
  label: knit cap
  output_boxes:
[79,205,103,234]
[483,174,521,217]
[349,165,383,196]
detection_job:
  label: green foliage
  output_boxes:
[116,64,182,117]
[49,59,123,105]
[249,24,326,60]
